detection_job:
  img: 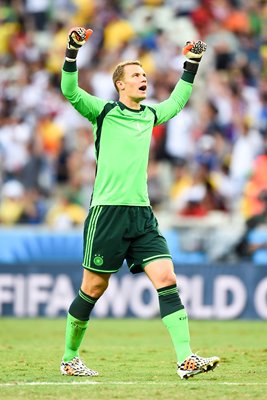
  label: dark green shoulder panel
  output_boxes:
[95,102,117,160]
[147,106,158,125]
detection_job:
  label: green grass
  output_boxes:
[0,319,266,399]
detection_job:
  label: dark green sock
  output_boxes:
[63,289,98,362]
[158,285,192,363]
[69,289,98,321]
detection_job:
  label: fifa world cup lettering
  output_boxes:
[0,272,266,319]
[254,277,267,319]
[214,276,247,319]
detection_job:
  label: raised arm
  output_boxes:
[61,27,106,122]
[153,40,207,125]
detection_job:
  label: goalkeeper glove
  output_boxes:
[65,27,93,62]
[182,40,207,73]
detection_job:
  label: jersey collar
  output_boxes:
[117,101,145,113]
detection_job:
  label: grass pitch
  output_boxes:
[0,319,266,400]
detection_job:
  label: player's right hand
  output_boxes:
[67,27,93,50]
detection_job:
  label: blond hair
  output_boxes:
[112,60,142,92]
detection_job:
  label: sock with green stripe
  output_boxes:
[62,289,98,362]
[157,284,192,364]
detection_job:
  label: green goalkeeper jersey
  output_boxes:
[61,64,194,207]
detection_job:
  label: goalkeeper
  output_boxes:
[60,27,220,380]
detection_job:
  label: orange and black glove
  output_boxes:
[182,40,207,73]
[65,27,93,62]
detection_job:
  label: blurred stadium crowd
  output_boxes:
[1,0,267,238]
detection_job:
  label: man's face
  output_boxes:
[117,64,147,101]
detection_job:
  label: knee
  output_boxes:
[81,274,110,298]
[82,281,108,298]
[160,270,177,287]
[145,260,177,289]
[152,269,176,289]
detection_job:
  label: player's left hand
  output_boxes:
[182,40,207,64]
[67,27,93,50]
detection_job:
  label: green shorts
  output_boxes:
[82,205,172,274]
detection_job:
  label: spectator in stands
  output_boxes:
[164,102,197,163]
[241,134,267,219]
[45,192,87,229]
[236,189,267,260]
[0,113,33,182]
[169,158,193,204]
[19,187,47,224]
[259,90,267,136]
[24,0,50,31]
[176,162,227,217]
[0,180,25,225]
[230,115,263,198]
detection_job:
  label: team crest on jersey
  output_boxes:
[136,122,141,132]
[93,255,104,266]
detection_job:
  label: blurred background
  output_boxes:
[1,0,267,319]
